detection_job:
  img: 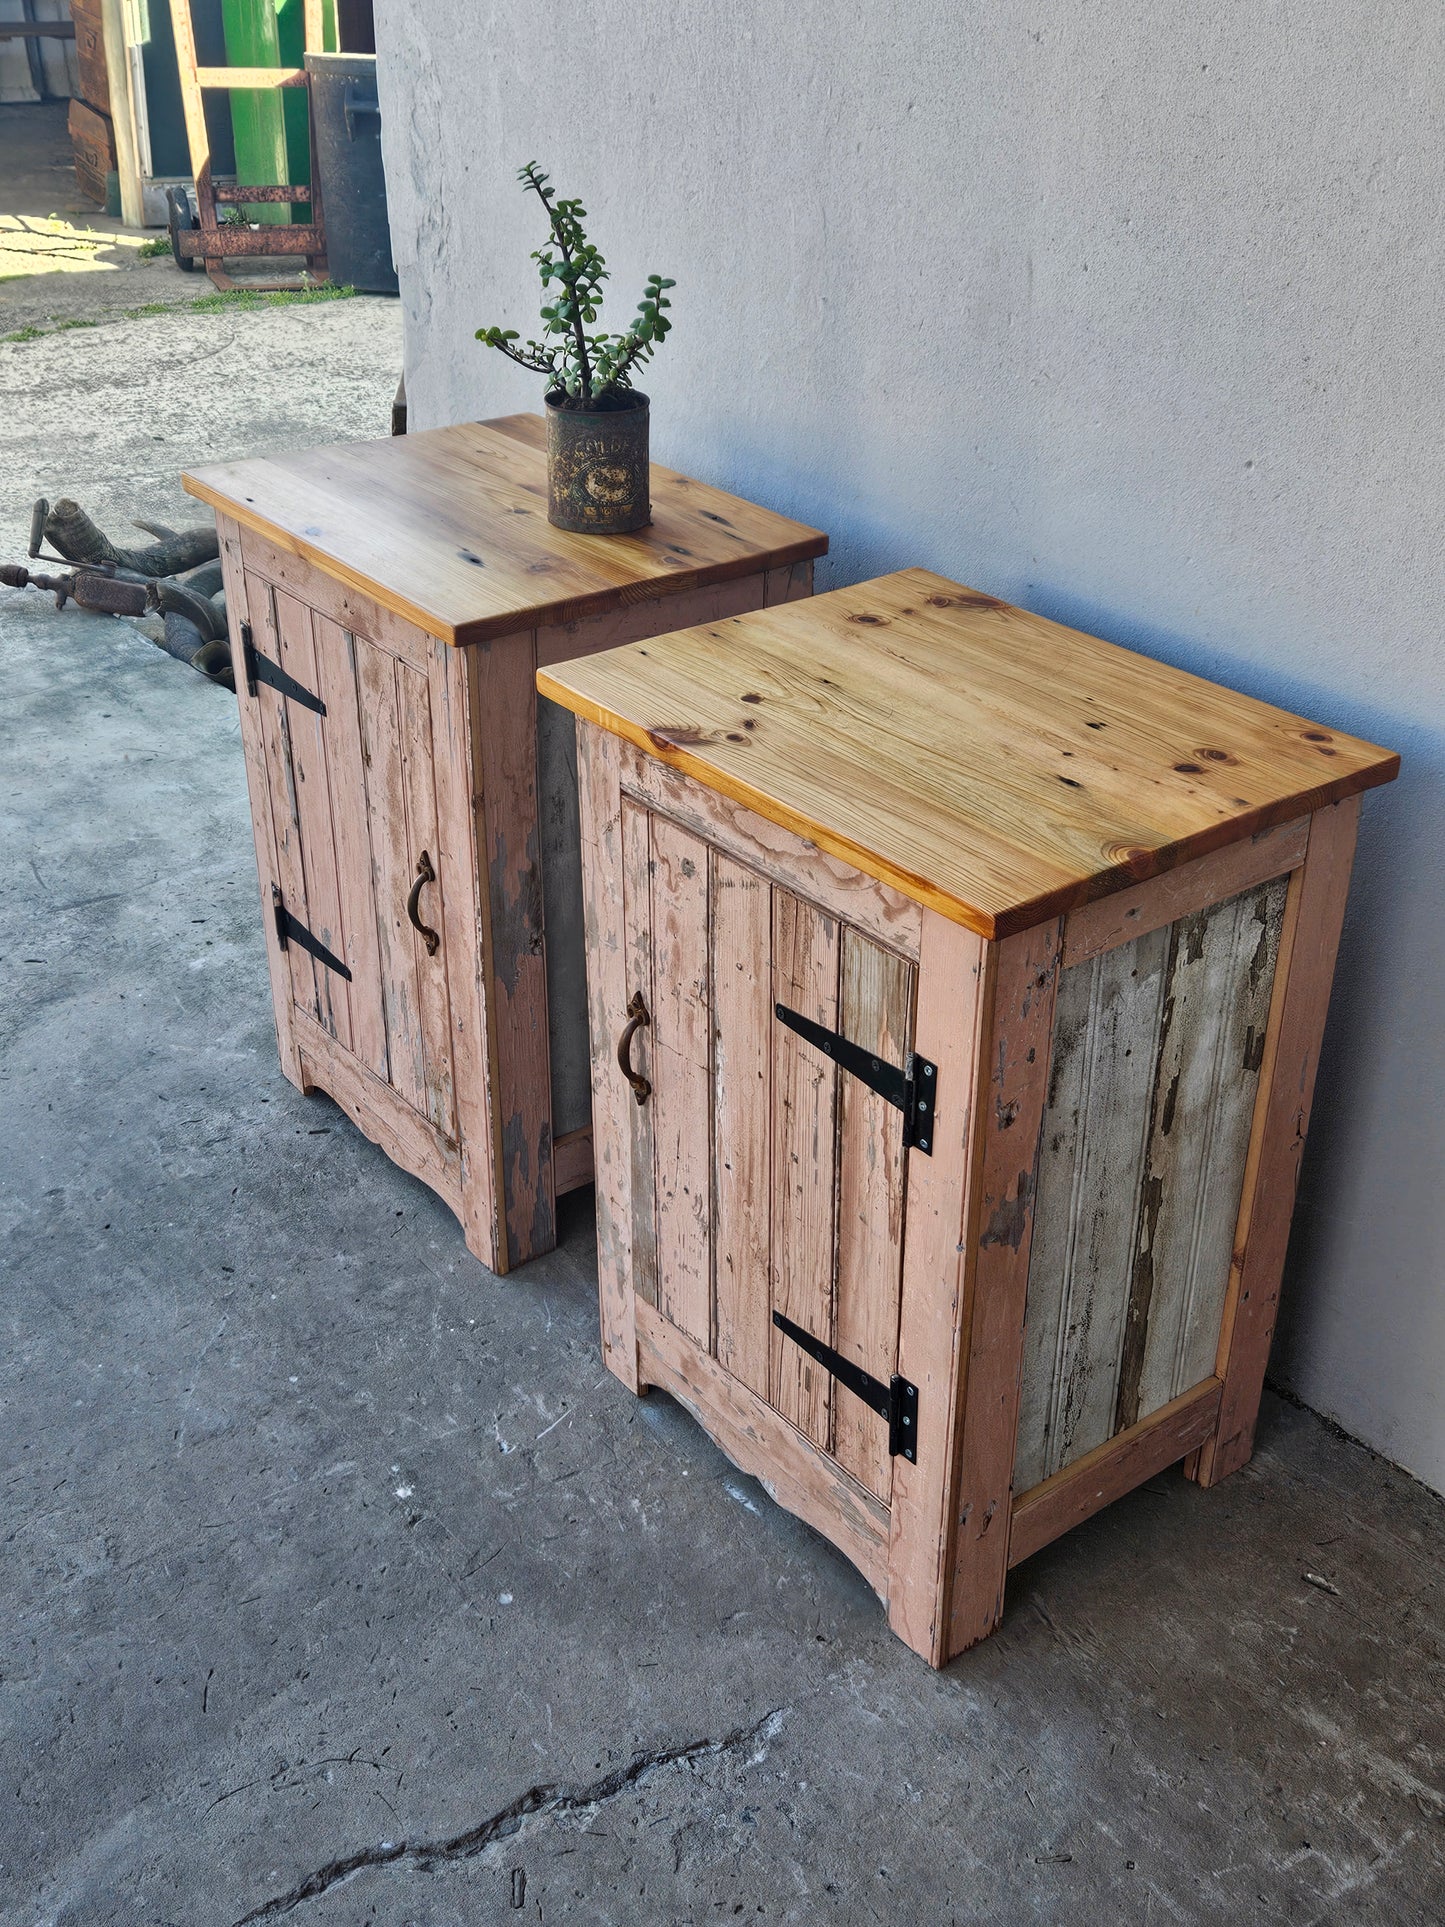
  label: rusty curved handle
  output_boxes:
[617,990,651,1105]
[407,850,440,956]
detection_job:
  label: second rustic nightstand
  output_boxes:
[183,415,826,1273]
[540,570,1398,1664]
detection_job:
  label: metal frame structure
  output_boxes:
[165,0,327,290]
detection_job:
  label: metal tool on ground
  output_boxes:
[10,498,235,689]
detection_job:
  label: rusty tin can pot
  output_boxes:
[545,390,651,535]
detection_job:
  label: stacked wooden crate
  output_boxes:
[67,0,115,208]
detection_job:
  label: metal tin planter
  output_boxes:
[545,391,651,535]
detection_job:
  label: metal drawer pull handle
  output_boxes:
[617,991,651,1104]
[407,850,441,955]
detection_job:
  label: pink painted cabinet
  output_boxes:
[184,415,826,1274]
[540,569,1398,1663]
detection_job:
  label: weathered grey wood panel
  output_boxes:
[1118,877,1289,1426]
[1016,879,1289,1491]
[1014,928,1170,1489]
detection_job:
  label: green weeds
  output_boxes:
[0,283,358,342]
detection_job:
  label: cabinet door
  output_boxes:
[242,572,460,1146]
[621,799,918,1504]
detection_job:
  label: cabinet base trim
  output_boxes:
[293,1009,465,1219]
[1007,1377,1223,1569]
[635,1301,891,1601]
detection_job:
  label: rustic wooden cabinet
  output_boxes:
[540,568,1398,1665]
[183,415,825,1274]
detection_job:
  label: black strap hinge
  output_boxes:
[773,1003,937,1155]
[272,885,351,979]
[772,1311,919,1461]
[241,620,326,715]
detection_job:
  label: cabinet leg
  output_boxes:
[1192,799,1359,1491]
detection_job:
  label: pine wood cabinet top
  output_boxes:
[182,414,828,647]
[539,569,1399,938]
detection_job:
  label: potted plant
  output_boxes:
[476,164,676,535]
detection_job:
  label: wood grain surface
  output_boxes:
[539,570,1398,938]
[183,417,827,647]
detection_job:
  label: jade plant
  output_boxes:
[475,164,675,409]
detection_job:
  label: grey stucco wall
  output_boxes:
[374,2,1445,1492]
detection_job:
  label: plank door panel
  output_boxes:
[354,639,431,1120]
[710,854,773,1398]
[620,799,659,1309]
[395,657,459,1141]
[768,890,840,1451]
[272,588,353,1053]
[832,931,912,1500]
[625,801,919,1497]
[648,815,713,1346]
[244,573,319,1024]
[243,578,465,1153]
[309,618,390,1079]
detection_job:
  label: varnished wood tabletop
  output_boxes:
[539,569,1399,937]
[183,413,827,647]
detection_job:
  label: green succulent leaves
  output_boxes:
[474,164,675,405]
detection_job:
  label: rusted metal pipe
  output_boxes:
[0,561,150,616]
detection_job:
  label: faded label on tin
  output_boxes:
[548,410,651,533]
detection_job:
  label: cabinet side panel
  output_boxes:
[1122,878,1288,1427]
[396,658,459,1143]
[354,639,429,1119]
[833,931,914,1502]
[768,890,840,1450]
[471,632,555,1270]
[711,853,773,1398]
[311,619,390,1081]
[763,561,814,604]
[648,815,714,1348]
[578,726,638,1388]
[272,590,353,1053]
[1015,928,1169,1488]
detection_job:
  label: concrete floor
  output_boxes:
[3,153,1445,1927]
[0,103,216,328]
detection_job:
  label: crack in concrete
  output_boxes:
[231,1707,788,1923]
